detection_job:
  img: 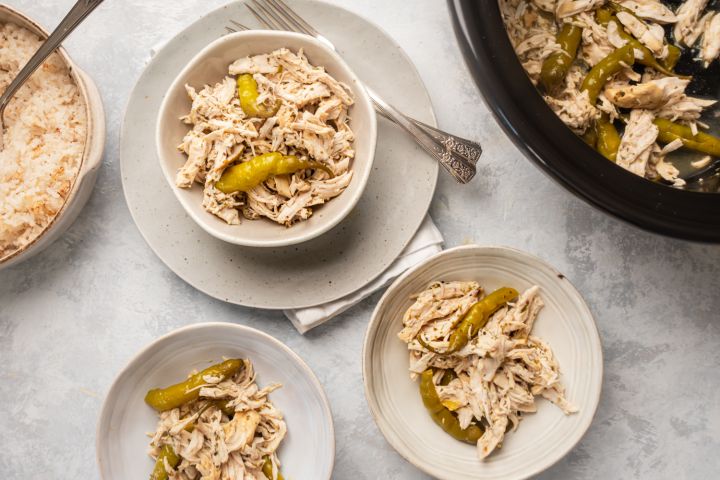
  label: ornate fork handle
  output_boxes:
[407,118,482,165]
[367,86,478,184]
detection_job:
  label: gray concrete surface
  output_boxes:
[1,1,719,479]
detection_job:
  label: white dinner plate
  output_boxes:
[120,0,439,309]
[96,323,334,479]
[363,245,603,480]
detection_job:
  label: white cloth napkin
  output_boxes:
[285,215,443,334]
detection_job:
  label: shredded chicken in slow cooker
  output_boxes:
[500,0,720,187]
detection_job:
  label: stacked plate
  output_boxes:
[120,0,438,310]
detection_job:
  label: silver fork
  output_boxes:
[231,0,480,184]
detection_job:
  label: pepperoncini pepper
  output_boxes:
[216,152,333,194]
[419,369,483,444]
[262,455,285,480]
[599,5,686,77]
[419,287,519,354]
[541,22,583,93]
[611,18,684,77]
[654,118,720,157]
[237,73,280,118]
[150,444,180,480]
[144,359,244,412]
[595,115,621,162]
[661,44,682,71]
[581,44,635,104]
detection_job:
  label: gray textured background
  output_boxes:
[1,1,719,479]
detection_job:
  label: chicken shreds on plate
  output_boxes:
[398,281,577,460]
[176,48,355,226]
[145,359,286,480]
[500,0,720,187]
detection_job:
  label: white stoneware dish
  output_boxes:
[121,0,438,309]
[156,30,377,248]
[96,322,335,479]
[363,245,603,480]
[0,5,105,270]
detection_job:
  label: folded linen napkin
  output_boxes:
[284,215,443,334]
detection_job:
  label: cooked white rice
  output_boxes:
[0,22,87,260]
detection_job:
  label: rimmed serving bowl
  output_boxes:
[96,322,335,479]
[363,245,603,480]
[156,30,377,248]
[449,0,720,242]
[0,4,105,270]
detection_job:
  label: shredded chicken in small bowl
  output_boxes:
[176,48,355,226]
[147,359,286,480]
[398,281,577,460]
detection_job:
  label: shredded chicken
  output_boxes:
[500,0,720,186]
[556,0,605,19]
[577,12,614,66]
[616,11,668,58]
[604,77,688,110]
[531,0,557,12]
[618,0,677,24]
[700,13,720,67]
[176,48,355,226]
[544,66,598,133]
[617,109,658,176]
[674,0,709,47]
[648,139,686,187]
[399,282,577,461]
[500,0,563,84]
[148,360,286,480]
[655,91,717,129]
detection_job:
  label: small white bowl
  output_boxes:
[363,245,603,480]
[96,322,335,479]
[156,31,377,247]
[0,5,106,270]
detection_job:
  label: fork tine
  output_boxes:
[225,26,237,33]
[251,0,294,31]
[266,0,319,37]
[246,2,279,30]
[230,20,250,31]
[259,0,312,36]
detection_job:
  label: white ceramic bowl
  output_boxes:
[363,245,603,480]
[0,5,105,270]
[156,31,377,247]
[96,322,335,479]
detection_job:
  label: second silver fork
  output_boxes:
[230,0,480,184]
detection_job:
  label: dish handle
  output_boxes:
[76,66,106,186]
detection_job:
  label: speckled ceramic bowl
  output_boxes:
[156,30,377,248]
[96,322,335,480]
[0,5,105,270]
[363,245,603,480]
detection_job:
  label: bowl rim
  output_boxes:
[0,4,102,266]
[448,0,720,242]
[95,321,336,480]
[362,244,603,480]
[155,29,378,248]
